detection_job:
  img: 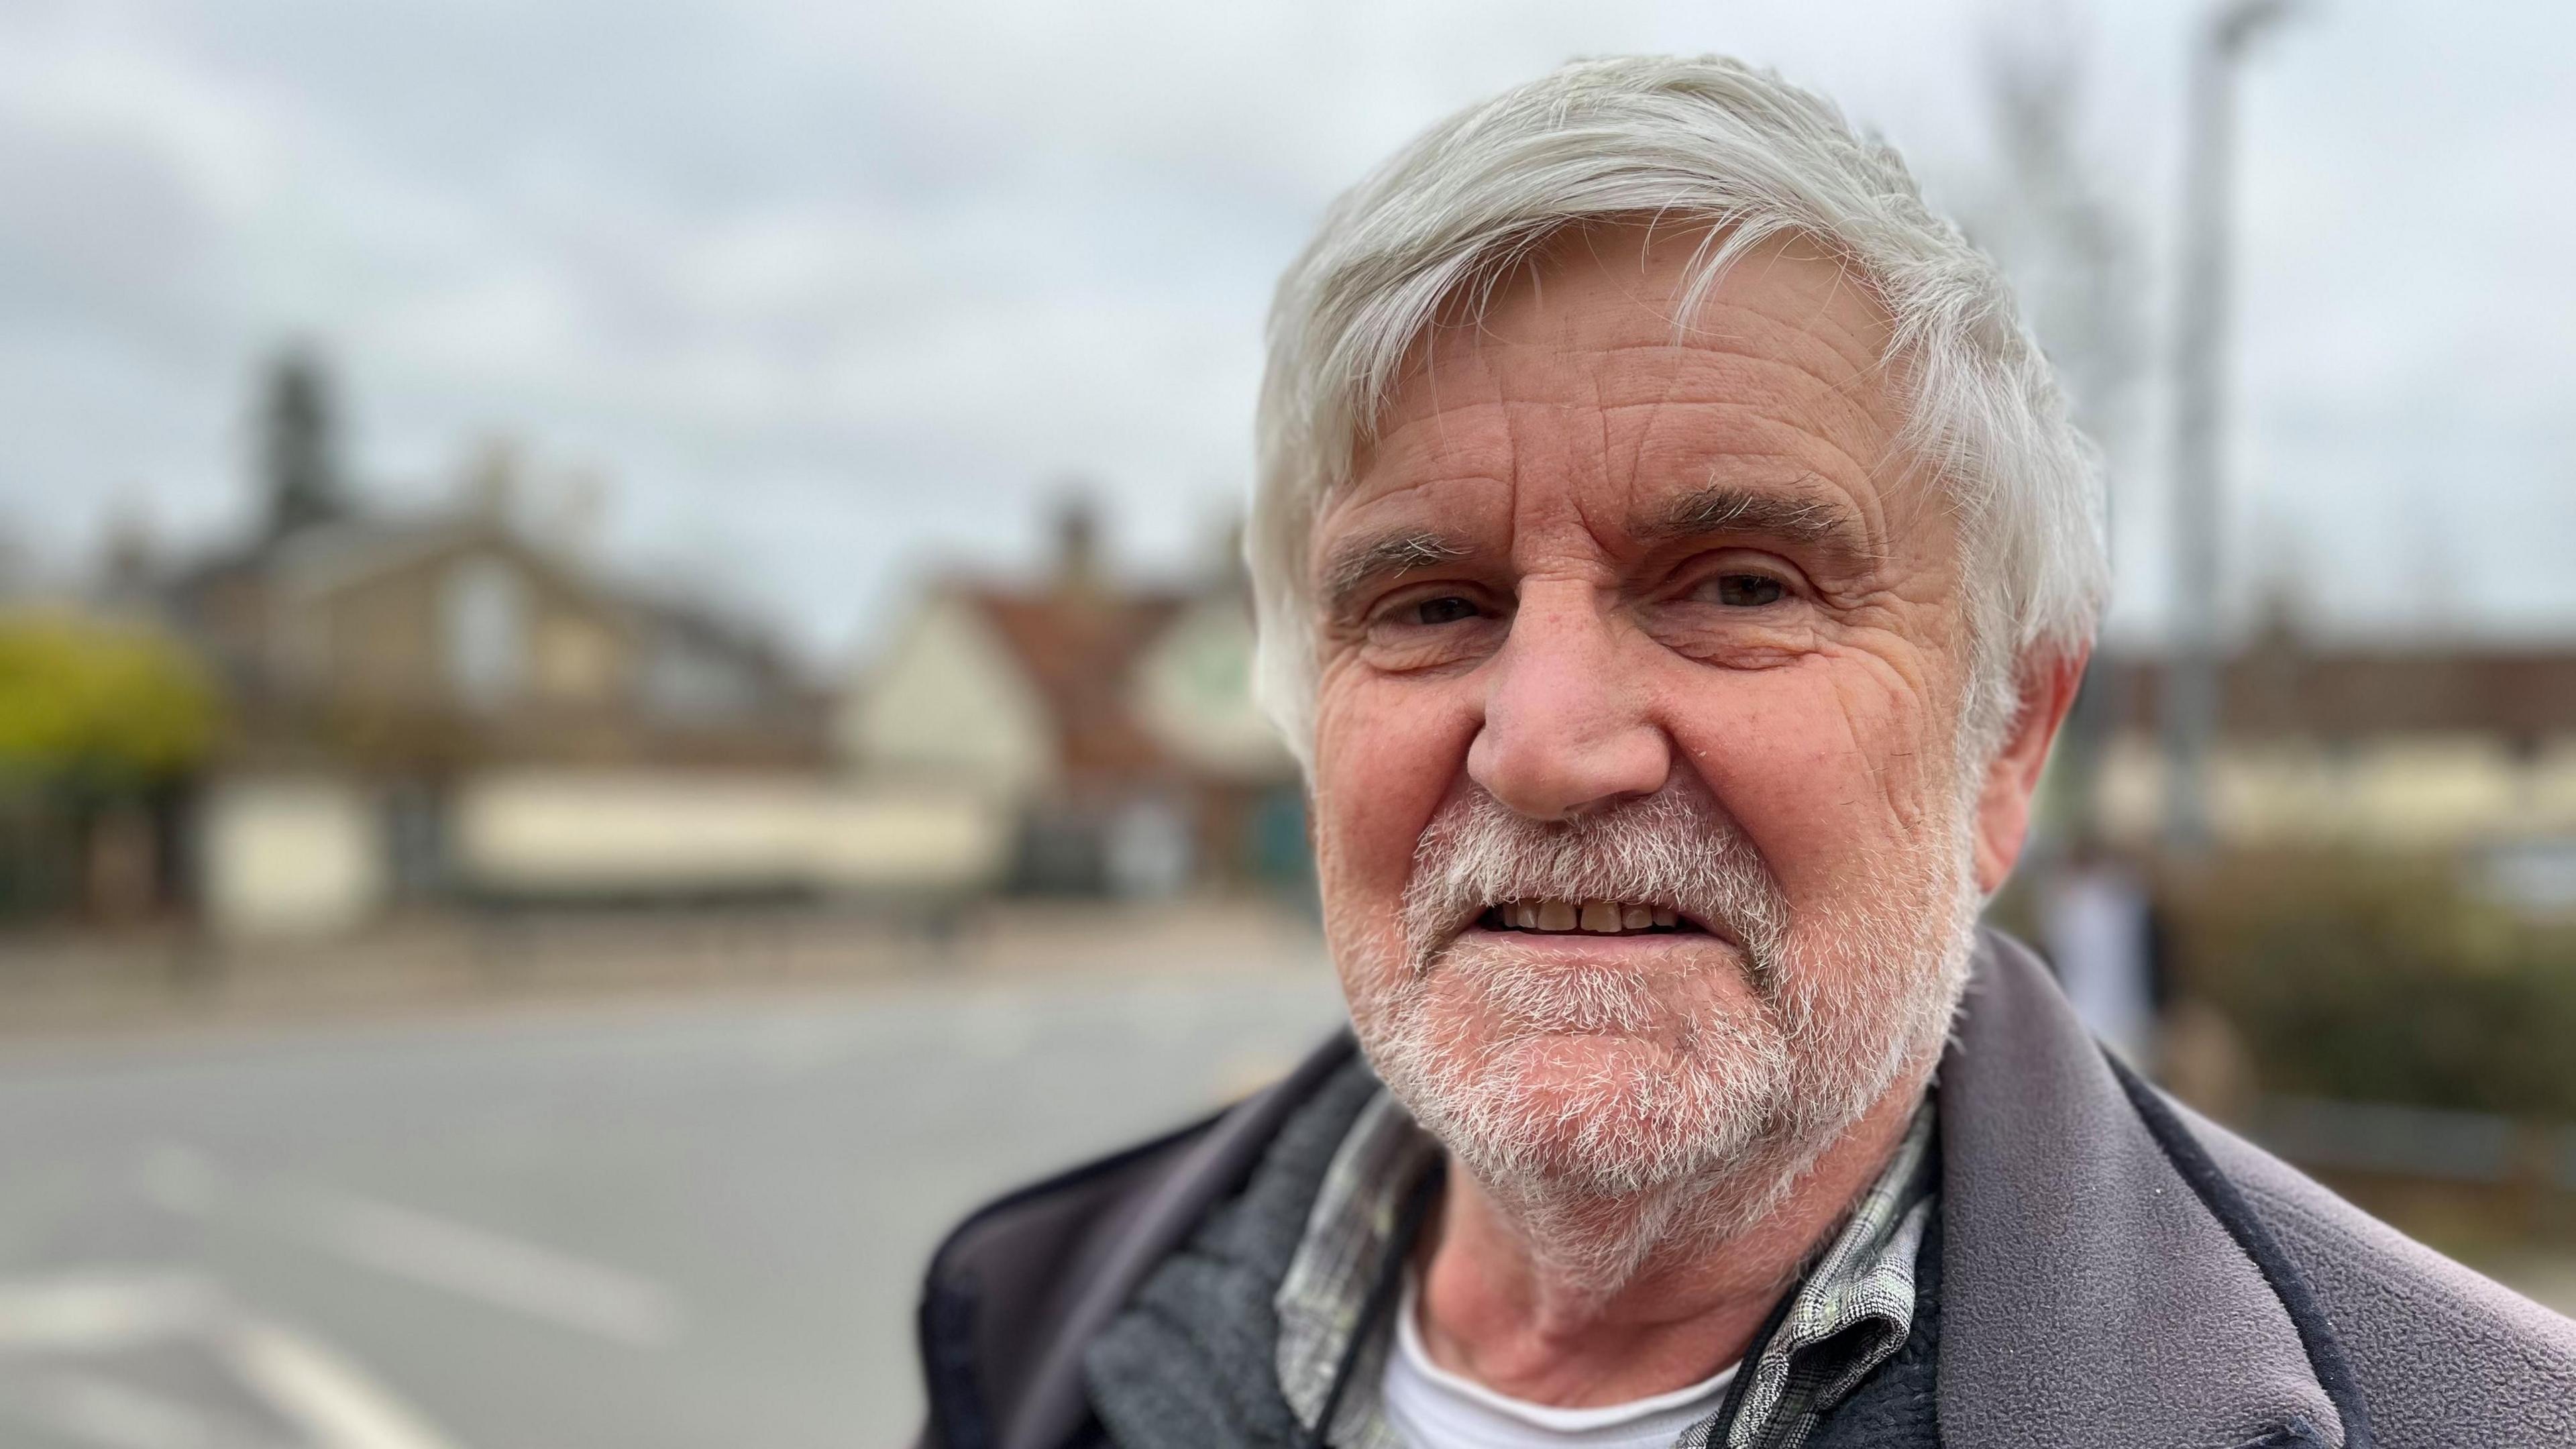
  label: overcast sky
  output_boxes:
[3,0,2570,665]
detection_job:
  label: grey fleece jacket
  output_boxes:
[912,931,2576,1449]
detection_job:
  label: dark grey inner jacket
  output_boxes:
[912,931,2576,1449]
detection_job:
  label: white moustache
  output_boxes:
[1398,784,1791,973]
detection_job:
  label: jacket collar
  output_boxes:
[996,1035,1358,1449]
[1937,931,2344,1448]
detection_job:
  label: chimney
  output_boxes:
[1052,490,1103,596]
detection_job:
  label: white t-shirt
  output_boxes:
[1381,1275,1739,1449]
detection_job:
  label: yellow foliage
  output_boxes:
[0,609,220,780]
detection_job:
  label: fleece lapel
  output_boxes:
[1935,932,2344,1449]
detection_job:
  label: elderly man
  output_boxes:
[911,56,2576,1449]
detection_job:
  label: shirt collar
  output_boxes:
[1274,1088,1937,1449]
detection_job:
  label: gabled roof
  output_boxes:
[150,503,824,769]
[265,515,494,599]
[959,584,1190,786]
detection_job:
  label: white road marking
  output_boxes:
[0,1273,214,1354]
[117,1146,680,1348]
[224,1319,462,1449]
[0,1271,471,1449]
[304,1193,682,1347]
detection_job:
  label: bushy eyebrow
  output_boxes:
[1320,530,1474,617]
[1639,482,1881,574]
[1317,482,1877,618]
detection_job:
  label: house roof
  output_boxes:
[152,504,824,769]
[961,584,1191,786]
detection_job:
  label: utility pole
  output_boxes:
[2163,0,2295,855]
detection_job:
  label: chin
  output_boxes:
[1464,1028,1695,1116]
[1372,995,1792,1201]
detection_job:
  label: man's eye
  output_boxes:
[1707,574,1784,607]
[1412,596,1483,625]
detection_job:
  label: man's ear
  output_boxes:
[1972,649,2092,894]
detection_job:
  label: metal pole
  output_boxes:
[2163,0,2293,856]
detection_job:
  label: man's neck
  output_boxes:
[1411,1073,1928,1409]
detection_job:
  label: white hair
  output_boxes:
[1247,55,2107,773]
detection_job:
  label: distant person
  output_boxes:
[910,56,2576,1448]
[2039,835,2162,1064]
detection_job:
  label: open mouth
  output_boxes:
[1477,898,1703,937]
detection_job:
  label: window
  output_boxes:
[441,557,526,711]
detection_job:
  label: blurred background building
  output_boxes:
[2090,624,2576,869]
[841,498,1301,900]
[7,352,1305,941]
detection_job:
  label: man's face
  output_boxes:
[1306,226,1990,1222]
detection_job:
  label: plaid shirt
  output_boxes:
[1274,1090,1937,1449]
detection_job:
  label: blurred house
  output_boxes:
[839,502,1304,898]
[2086,618,2576,871]
[137,356,1009,936]
[162,492,878,934]
[168,496,819,779]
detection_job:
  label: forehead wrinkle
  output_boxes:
[1375,329,1889,466]
[1800,257,1902,402]
[1611,329,1701,536]
[1601,415,1891,529]
[1350,254,1910,586]
[1350,401,1896,587]
[1446,343,1892,469]
[1375,226,1900,474]
[1697,236,1894,373]
[1631,409,1891,525]
[1582,346,1892,441]
[1392,284,1863,407]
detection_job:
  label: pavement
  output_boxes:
[0,900,1332,1042]
[0,954,1350,1449]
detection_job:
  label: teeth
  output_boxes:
[1495,898,1683,935]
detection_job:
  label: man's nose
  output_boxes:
[1466,583,1672,820]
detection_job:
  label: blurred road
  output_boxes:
[0,965,1349,1449]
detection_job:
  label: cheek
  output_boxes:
[1311,667,1480,920]
[1668,655,1947,899]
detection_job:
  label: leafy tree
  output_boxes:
[0,610,219,786]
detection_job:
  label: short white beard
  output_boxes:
[1339,778,1981,1300]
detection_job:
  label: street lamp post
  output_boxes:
[2163,0,2296,855]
